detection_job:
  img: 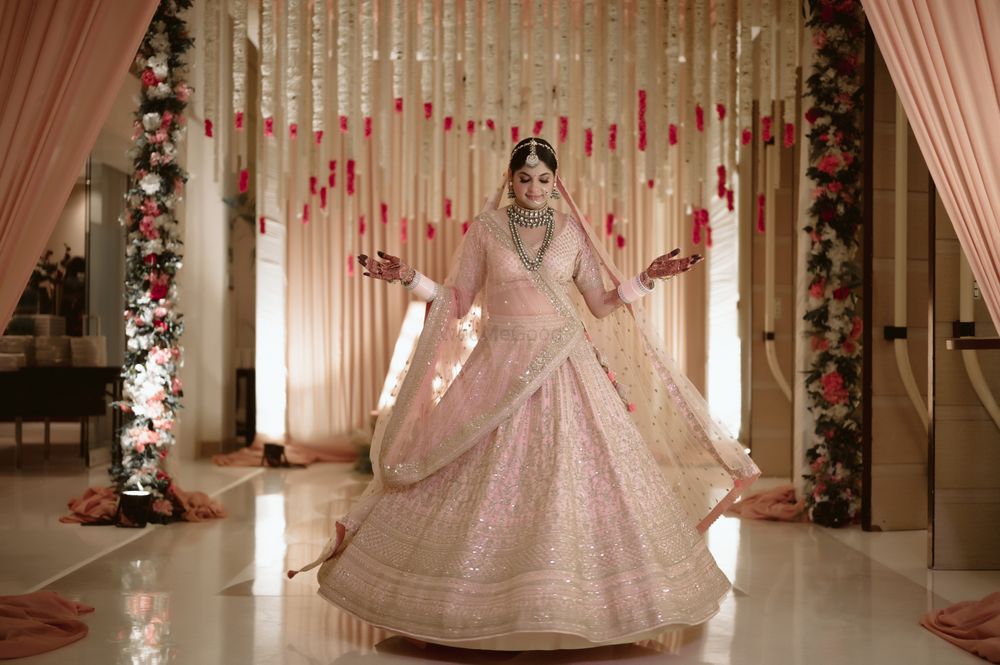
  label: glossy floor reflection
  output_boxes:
[5,461,997,664]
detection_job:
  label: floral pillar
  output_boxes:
[801,0,865,527]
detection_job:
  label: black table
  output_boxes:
[0,366,122,468]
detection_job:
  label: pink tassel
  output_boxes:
[637,90,648,151]
[400,217,408,243]
[585,128,594,156]
[347,254,354,277]
[426,223,436,240]
[444,116,454,131]
[309,176,317,195]
[608,123,618,151]
[258,216,266,234]
[314,130,323,144]
[741,128,752,145]
[669,123,678,145]
[757,194,766,233]
[647,179,655,189]
[358,215,366,235]
[692,217,702,245]
[467,120,475,134]
[706,225,713,248]
[716,103,727,121]
[320,187,327,210]
[511,126,520,143]
[234,111,244,130]
[238,169,249,193]
[302,203,310,224]
[616,233,625,249]
[289,123,298,139]
[380,202,388,225]
[558,116,569,143]
[364,117,372,138]
[726,188,735,211]
[204,118,214,137]
[445,198,453,218]
[339,115,348,133]
[605,213,614,237]
[762,116,773,143]
[329,160,336,188]
[717,165,727,198]
[486,118,495,131]
[462,221,470,234]
[784,122,795,148]
[695,104,705,132]
[423,102,433,119]
[533,120,543,135]
[394,97,403,113]
[264,117,273,137]
[346,160,355,195]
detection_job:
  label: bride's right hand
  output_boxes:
[358,250,412,283]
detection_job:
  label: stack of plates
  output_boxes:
[30,315,66,337]
[0,336,34,365]
[0,353,26,371]
[34,336,70,366]
[70,336,108,367]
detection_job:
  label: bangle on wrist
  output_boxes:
[617,272,655,304]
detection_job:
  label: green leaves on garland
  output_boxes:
[113,0,194,520]
[801,0,865,527]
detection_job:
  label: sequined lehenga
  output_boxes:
[310,209,759,650]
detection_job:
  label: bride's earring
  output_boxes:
[506,184,515,199]
[550,189,561,199]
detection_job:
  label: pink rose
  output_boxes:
[152,499,174,516]
[135,442,145,454]
[841,340,857,355]
[171,378,183,393]
[174,84,190,102]
[811,336,829,352]
[141,68,158,87]
[849,316,863,340]
[809,278,826,299]
[816,154,840,175]
[821,371,849,405]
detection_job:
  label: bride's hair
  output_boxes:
[509,137,558,173]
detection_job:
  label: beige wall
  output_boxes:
[868,51,930,531]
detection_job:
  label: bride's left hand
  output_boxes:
[645,248,704,280]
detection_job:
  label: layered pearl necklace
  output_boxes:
[507,202,554,272]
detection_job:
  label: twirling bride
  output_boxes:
[290,137,759,650]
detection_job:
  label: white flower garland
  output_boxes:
[530,0,545,130]
[286,0,302,133]
[507,0,522,137]
[260,0,275,126]
[443,0,456,121]
[483,0,498,126]
[312,0,326,138]
[391,0,405,104]
[463,0,477,124]
[232,0,247,121]
[337,0,353,126]
[203,0,217,135]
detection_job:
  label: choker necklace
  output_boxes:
[507,205,554,271]
[507,201,551,228]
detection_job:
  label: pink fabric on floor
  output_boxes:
[725,484,807,522]
[921,592,1000,663]
[60,486,225,524]
[0,591,94,659]
[212,441,356,467]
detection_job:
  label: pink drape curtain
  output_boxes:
[0,0,158,332]
[864,0,1000,329]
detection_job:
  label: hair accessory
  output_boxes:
[511,138,556,164]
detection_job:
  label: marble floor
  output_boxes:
[1,454,997,665]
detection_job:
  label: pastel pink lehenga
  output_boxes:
[298,207,759,650]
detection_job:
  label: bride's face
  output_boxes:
[511,164,554,210]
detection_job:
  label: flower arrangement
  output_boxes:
[113,0,193,518]
[801,0,865,527]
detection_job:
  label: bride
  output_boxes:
[291,137,759,650]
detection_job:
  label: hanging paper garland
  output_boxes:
[311,0,326,144]
[261,0,275,136]
[337,0,353,132]
[802,0,865,528]
[360,0,374,135]
[202,0,217,137]
[116,0,194,515]
[391,0,405,111]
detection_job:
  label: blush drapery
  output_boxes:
[863,0,1000,329]
[0,0,157,332]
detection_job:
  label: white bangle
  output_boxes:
[403,270,440,301]
[616,273,655,304]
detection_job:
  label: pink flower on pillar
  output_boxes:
[309,176,317,195]
[742,128,752,145]
[238,169,249,193]
[511,126,520,144]
[608,124,618,151]
[616,234,625,249]
[558,116,568,143]
[669,123,678,146]
[347,254,355,277]
[467,120,475,134]
[761,116,773,143]
[426,223,436,240]
[302,204,310,224]
[726,189,735,211]
[444,116,454,131]
[717,165,727,198]
[235,111,244,130]
[359,215,366,235]
[365,117,372,137]
[424,102,433,119]
[264,117,274,137]
[695,104,705,132]
[329,160,337,188]
[716,103,726,121]
[445,198,453,218]
[289,123,298,138]
[204,119,214,137]
[784,122,795,148]
[315,130,323,145]
[380,202,388,225]
[400,217,408,243]
[320,187,327,210]
[346,160,356,195]
[605,213,614,236]
[462,221,470,234]
[486,118,495,131]
[533,120,543,135]
[339,115,348,133]
[585,128,594,156]
[394,98,403,113]
[259,217,266,234]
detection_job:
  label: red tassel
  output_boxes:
[462,221,470,234]
[762,116,773,143]
[558,116,569,143]
[726,188,735,211]
[320,187,327,209]
[263,117,273,137]
[329,160,336,188]
[445,198,453,218]
[238,169,249,193]
[314,130,323,144]
[511,126,520,144]
[380,202,388,225]
[358,215,366,235]
[339,115,348,133]
[309,176,317,195]
[692,212,702,245]
[605,213,614,237]
[638,90,648,151]
[486,118,496,131]
[716,103,727,121]
[585,128,594,156]
[289,123,298,139]
[423,102,433,119]
[706,225,713,248]
[394,97,403,113]
[400,217,408,243]
[234,111,244,130]
[695,104,705,132]
[616,234,626,248]
[258,216,266,234]
[533,120,544,135]
[647,179,655,189]
[608,123,618,151]
[467,120,475,134]
[717,165,727,198]
[204,118,214,137]
[346,160,356,195]
[426,223,436,240]
[302,203,310,224]
[347,254,355,277]
[757,194,766,233]
[364,117,372,137]
[669,123,678,145]
[784,122,795,148]
[444,116,454,131]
